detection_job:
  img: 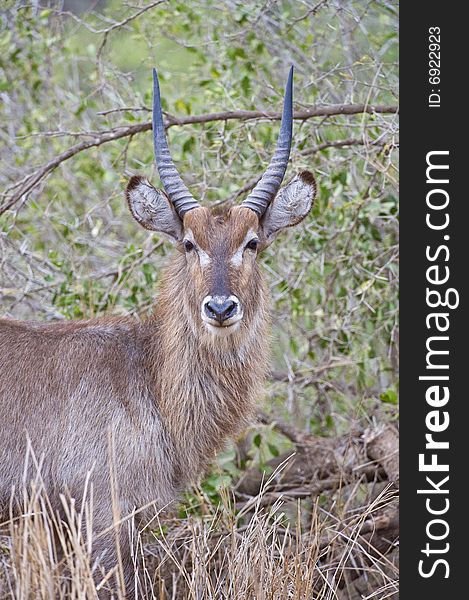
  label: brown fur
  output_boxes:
[0,206,270,595]
[0,167,315,595]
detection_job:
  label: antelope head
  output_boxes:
[126,68,316,336]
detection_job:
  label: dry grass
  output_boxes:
[0,454,398,600]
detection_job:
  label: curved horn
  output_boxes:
[152,68,201,217]
[242,66,294,216]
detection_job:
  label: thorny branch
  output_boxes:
[1,103,398,215]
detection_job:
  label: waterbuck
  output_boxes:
[0,67,316,595]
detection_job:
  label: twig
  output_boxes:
[97,106,151,116]
[96,1,167,59]
[301,137,398,156]
[257,411,303,444]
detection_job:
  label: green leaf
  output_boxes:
[241,75,251,97]
[380,389,398,405]
[268,443,279,457]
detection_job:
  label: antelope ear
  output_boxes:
[126,175,183,242]
[259,171,316,244]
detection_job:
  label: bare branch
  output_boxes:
[1,103,397,215]
[164,103,398,126]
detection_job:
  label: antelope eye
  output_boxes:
[245,238,259,251]
[184,240,194,252]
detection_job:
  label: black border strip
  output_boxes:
[401,4,466,596]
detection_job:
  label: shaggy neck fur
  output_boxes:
[146,252,270,484]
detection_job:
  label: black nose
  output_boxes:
[204,298,237,324]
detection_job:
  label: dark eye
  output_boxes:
[184,240,194,252]
[245,238,259,251]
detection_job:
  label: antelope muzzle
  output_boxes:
[202,295,243,329]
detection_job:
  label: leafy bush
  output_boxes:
[0,1,398,597]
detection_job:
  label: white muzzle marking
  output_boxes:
[201,294,243,333]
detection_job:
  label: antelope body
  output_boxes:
[0,68,316,595]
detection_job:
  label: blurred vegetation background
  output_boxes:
[0,1,398,597]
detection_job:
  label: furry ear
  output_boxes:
[260,171,316,244]
[126,175,183,242]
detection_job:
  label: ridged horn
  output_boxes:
[241,66,294,216]
[152,68,200,217]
